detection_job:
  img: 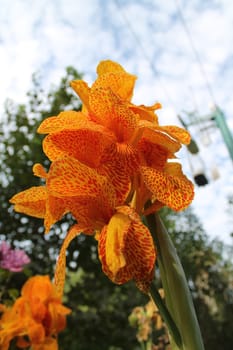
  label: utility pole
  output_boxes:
[178,105,233,186]
[211,105,233,162]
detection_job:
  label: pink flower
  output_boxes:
[0,241,30,272]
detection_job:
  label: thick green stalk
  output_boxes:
[148,284,182,348]
[145,212,205,350]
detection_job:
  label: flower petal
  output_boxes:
[44,195,68,233]
[141,126,182,154]
[33,163,48,179]
[37,111,89,134]
[10,187,46,218]
[42,128,114,167]
[70,80,90,110]
[140,163,194,211]
[159,125,191,145]
[46,157,116,226]
[129,102,161,123]
[89,87,139,142]
[94,60,137,101]
[54,224,91,297]
[47,157,115,202]
[98,208,156,291]
[138,139,170,170]
[99,144,133,204]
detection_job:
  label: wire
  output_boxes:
[174,0,217,105]
[114,0,176,108]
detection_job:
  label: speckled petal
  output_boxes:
[47,157,116,209]
[129,102,161,123]
[33,163,47,179]
[99,144,134,204]
[42,128,114,167]
[44,195,68,234]
[70,80,90,110]
[94,60,137,101]
[89,87,139,142]
[158,125,191,145]
[98,207,156,291]
[37,111,89,134]
[54,224,92,297]
[10,187,46,218]
[138,139,170,170]
[140,164,194,211]
[141,126,182,154]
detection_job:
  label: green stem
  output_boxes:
[148,283,182,348]
[145,212,205,350]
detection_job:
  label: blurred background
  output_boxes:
[0,1,233,349]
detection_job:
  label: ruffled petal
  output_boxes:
[98,207,156,292]
[140,126,182,154]
[47,157,115,202]
[46,157,116,226]
[89,87,139,142]
[129,102,161,123]
[140,163,194,211]
[158,125,191,145]
[42,128,114,167]
[97,60,128,75]
[94,60,137,101]
[9,185,68,233]
[37,111,89,134]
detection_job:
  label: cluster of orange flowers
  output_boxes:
[10,60,194,296]
[0,276,71,350]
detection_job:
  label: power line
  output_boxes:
[174,0,217,105]
[114,0,176,108]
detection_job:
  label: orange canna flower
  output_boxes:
[37,60,194,213]
[0,275,71,350]
[9,59,194,296]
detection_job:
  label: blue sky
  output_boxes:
[1,0,233,245]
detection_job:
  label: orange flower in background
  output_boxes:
[0,276,71,350]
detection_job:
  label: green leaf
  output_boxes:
[145,213,205,350]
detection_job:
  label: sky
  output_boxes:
[0,0,233,246]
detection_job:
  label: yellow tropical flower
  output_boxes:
[0,275,71,350]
